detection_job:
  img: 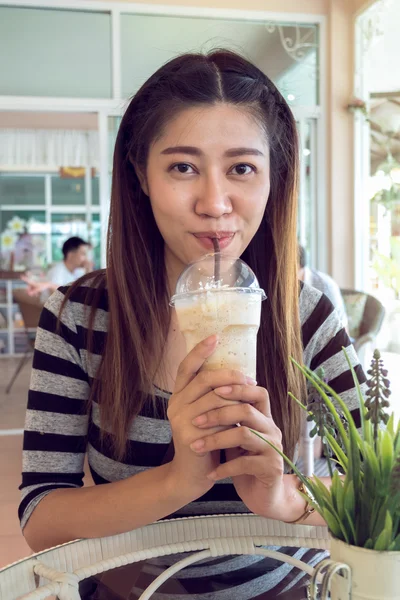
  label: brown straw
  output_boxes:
[212,238,221,282]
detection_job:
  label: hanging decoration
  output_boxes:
[264,22,318,63]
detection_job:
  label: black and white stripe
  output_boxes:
[19,281,366,598]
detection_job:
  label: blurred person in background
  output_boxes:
[22,236,92,297]
[298,244,348,329]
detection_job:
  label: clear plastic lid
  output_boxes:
[170,253,266,305]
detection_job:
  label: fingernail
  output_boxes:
[207,471,217,480]
[190,439,205,451]
[245,377,257,386]
[214,386,233,395]
[192,414,207,426]
[204,335,218,346]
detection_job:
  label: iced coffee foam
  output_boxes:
[174,290,262,380]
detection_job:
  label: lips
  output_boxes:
[192,231,235,250]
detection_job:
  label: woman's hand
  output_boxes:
[167,335,257,503]
[190,384,289,519]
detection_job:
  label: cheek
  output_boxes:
[243,180,270,220]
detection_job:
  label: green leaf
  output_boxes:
[290,359,350,452]
[322,508,345,540]
[380,429,394,482]
[343,347,371,445]
[386,413,395,439]
[344,508,357,545]
[343,479,355,518]
[288,392,310,413]
[372,502,391,542]
[374,512,393,551]
[325,432,348,472]
[391,533,400,551]
[364,538,374,549]
[331,471,345,520]
[363,442,381,482]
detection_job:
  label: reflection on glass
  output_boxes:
[0,6,112,98]
[297,119,316,267]
[51,213,100,269]
[0,175,45,205]
[52,176,85,206]
[0,172,101,271]
[120,14,319,105]
[0,209,47,271]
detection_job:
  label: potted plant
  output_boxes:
[252,349,400,600]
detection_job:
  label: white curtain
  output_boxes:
[0,129,99,168]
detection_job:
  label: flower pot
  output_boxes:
[327,537,400,600]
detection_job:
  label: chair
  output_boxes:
[0,515,351,600]
[340,289,385,366]
[5,288,43,394]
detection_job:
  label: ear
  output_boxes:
[134,163,149,196]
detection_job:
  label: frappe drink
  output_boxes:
[170,254,266,380]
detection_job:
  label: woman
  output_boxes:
[20,50,364,598]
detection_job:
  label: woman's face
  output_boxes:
[144,103,270,278]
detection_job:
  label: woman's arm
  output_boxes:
[23,461,195,552]
[21,289,199,552]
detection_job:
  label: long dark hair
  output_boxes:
[66,50,305,459]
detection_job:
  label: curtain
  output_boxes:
[0,129,99,168]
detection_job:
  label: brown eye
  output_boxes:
[171,163,195,174]
[230,164,255,176]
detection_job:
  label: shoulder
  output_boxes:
[43,270,108,333]
[312,269,341,293]
[47,262,63,277]
[299,281,334,326]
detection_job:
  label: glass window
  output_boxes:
[0,210,47,271]
[92,176,100,206]
[90,213,101,269]
[120,14,318,105]
[297,119,317,267]
[0,6,112,98]
[52,176,85,206]
[51,213,90,264]
[0,175,45,206]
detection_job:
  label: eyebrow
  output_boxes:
[160,146,264,157]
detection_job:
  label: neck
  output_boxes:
[63,258,76,273]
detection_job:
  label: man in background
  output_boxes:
[22,236,92,297]
[298,244,348,330]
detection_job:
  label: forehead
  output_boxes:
[152,103,268,151]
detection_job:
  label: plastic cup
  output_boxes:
[170,253,266,380]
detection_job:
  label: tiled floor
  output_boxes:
[0,351,399,569]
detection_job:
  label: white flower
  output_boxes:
[1,230,18,250]
[7,216,26,234]
[26,217,37,231]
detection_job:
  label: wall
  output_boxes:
[114,0,330,15]
[327,0,356,286]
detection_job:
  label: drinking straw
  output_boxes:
[212,238,221,282]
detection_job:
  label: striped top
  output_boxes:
[19,281,366,598]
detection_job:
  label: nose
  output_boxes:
[194,171,233,218]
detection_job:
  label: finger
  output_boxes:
[207,456,258,481]
[182,369,256,405]
[192,402,269,430]
[190,426,277,455]
[174,335,219,394]
[189,391,243,422]
[214,385,271,417]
